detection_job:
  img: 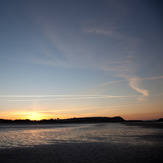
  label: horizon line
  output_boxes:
[0,116,162,122]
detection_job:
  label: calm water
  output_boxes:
[0,123,162,149]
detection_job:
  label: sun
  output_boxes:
[11,111,53,121]
[28,112,43,120]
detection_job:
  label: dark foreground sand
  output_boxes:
[0,142,163,163]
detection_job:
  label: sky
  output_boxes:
[0,0,163,120]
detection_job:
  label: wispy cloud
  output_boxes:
[128,77,149,101]
[0,94,137,102]
[126,75,163,101]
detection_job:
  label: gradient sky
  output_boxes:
[0,0,163,120]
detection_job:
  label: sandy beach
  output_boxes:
[0,142,163,163]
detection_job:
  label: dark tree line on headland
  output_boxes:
[0,116,162,124]
[0,116,125,124]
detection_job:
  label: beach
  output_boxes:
[0,122,163,163]
[0,142,163,163]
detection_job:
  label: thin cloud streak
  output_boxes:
[2,75,162,102]
[0,94,138,102]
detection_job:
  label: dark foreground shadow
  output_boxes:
[0,142,162,163]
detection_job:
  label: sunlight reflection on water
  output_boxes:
[0,123,162,149]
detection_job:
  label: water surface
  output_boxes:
[0,123,162,149]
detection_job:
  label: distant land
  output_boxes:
[0,116,162,124]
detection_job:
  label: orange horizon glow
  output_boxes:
[0,111,163,121]
[0,112,51,121]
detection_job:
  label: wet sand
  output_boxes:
[0,142,163,163]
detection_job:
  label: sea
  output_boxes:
[0,122,162,149]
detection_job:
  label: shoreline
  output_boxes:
[123,121,163,129]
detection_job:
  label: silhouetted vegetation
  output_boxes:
[0,116,162,125]
[0,116,125,124]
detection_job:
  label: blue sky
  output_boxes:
[0,0,163,120]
